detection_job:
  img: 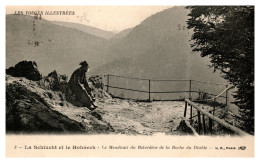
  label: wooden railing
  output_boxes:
[102,74,248,136]
[183,99,249,136]
[103,74,228,102]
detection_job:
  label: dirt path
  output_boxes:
[95,98,185,135]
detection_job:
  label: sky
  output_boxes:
[6,6,172,32]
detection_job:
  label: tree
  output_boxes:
[186,6,254,134]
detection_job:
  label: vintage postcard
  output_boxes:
[5,5,254,157]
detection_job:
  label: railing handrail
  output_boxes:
[104,84,227,99]
[104,74,149,81]
[192,80,227,86]
[206,85,232,101]
[104,74,229,102]
[184,99,250,136]
[104,74,227,86]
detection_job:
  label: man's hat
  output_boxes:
[79,61,89,67]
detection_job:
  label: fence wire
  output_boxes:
[103,74,228,103]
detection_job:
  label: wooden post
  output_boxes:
[201,114,204,135]
[189,80,192,100]
[102,75,105,91]
[213,99,216,115]
[209,111,213,134]
[211,98,216,134]
[197,110,201,135]
[190,105,193,125]
[107,74,109,93]
[202,114,206,135]
[184,102,187,117]
[226,85,228,106]
[148,79,151,101]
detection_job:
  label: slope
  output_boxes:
[110,28,132,40]
[6,75,114,134]
[52,21,115,39]
[6,14,108,77]
[91,6,227,100]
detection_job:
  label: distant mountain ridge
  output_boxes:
[91,7,225,82]
[6,14,109,76]
[6,8,227,82]
[110,28,132,40]
[90,6,228,101]
[52,21,116,39]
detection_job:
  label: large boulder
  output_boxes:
[6,60,42,81]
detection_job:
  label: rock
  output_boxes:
[6,61,42,81]
[48,70,68,83]
[6,81,85,133]
[6,75,115,134]
[91,111,103,120]
[88,75,111,100]
[88,75,104,89]
[38,70,68,91]
[47,70,68,91]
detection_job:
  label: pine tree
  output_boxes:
[186,6,254,134]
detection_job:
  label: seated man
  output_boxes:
[68,61,96,110]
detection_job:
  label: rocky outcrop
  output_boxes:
[6,78,85,133]
[5,60,114,133]
[6,60,42,81]
[37,71,109,109]
[48,70,68,89]
[38,70,68,91]
[6,75,114,134]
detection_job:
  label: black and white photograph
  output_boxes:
[4,4,255,157]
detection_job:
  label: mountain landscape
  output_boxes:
[6,6,229,102]
[91,7,225,81]
[7,7,225,82]
[6,6,249,135]
[89,7,228,101]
